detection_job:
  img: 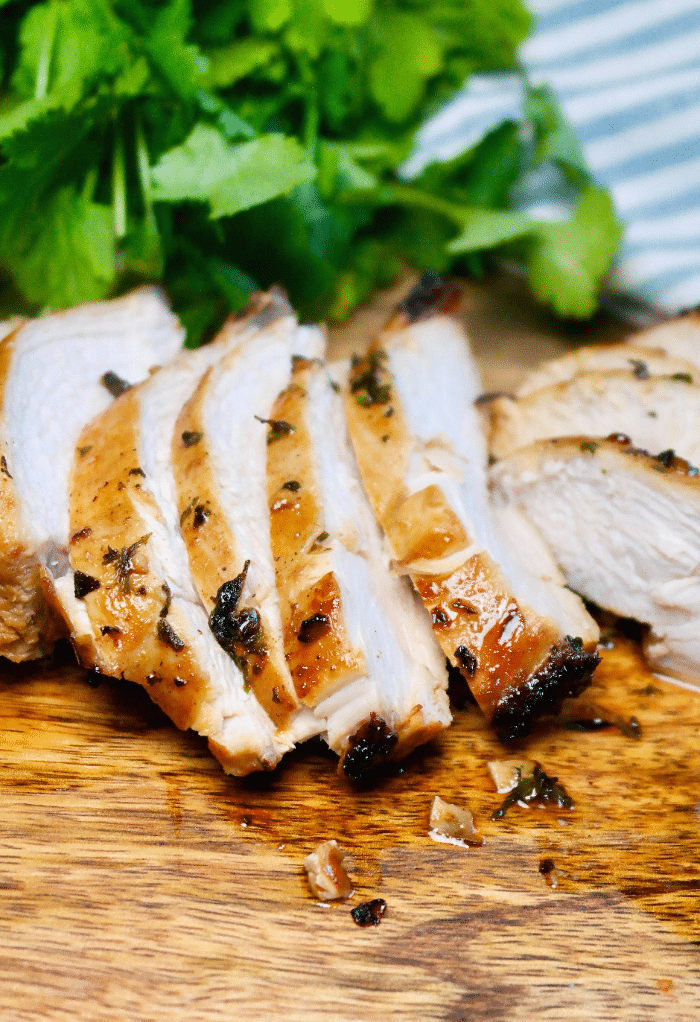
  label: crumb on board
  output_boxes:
[304,840,353,901]
[429,795,484,847]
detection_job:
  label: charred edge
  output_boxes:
[181,430,203,447]
[397,270,461,323]
[613,439,699,476]
[101,371,132,398]
[74,570,101,599]
[342,713,399,784]
[156,618,186,652]
[492,636,601,741]
[445,658,477,708]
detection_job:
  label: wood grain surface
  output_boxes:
[2,274,698,1022]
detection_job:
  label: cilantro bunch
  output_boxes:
[0,0,622,341]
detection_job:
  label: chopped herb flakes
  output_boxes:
[350,350,391,407]
[102,534,151,593]
[160,582,172,618]
[351,899,387,927]
[628,358,649,380]
[491,763,573,820]
[454,645,477,676]
[128,467,145,477]
[0,456,11,479]
[101,371,131,398]
[282,480,301,491]
[74,570,101,599]
[298,613,331,644]
[181,431,203,447]
[255,416,294,444]
[192,504,210,529]
[580,440,598,454]
[209,561,267,678]
[157,618,186,652]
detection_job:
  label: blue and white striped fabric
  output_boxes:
[404,0,700,321]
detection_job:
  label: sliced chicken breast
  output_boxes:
[172,315,324,749]
[54,293,293,775]
[343,273,599,739]
[268,354,451,778]
[632,311,700,370]
[492,436,700,685]
[488,370,700,464]
[0,288,183,661]
[516,342,695,397]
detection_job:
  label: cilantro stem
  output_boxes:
[112,125,127,241]
[34,6,58,100]
[135,116,155,228]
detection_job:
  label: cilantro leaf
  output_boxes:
[526,187,623,318]
[448,208,536,253]
[0,185,114,307]
[525,83,590,185]
[369,11,443,123]
[151,125,317,216]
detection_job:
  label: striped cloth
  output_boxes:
[404,0,700,321]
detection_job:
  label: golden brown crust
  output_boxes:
[68,388,209,731]
[344,316,598,731]
[0,328,60,660]
[266,363,364,706]
[173,365,299,726]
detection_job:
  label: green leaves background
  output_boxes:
[0,0,622,339]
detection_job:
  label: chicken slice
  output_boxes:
[492,436,700,685]
[343,272,599,738]
[516,342,695,397]
[632,311,700,369]
[488,370,700,464]
[172,316,324,748]
[53,294,293,775]
[0,288,183,661]
[267,354,450,777]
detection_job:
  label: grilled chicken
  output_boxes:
[0,288,183,662]
[267,354,450,778]
[633,311,700,369]
[516,342,696,397]
[53,293,297,775]
[488,370,700,465]
[343,273,599,738]
[492,436,700,685]
[172,310,325,751]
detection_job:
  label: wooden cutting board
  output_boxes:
[1,275,699,1022]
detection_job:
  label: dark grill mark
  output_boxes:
[397,269,461,322]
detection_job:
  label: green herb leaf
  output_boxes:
[151,124,317,217]
[527,186,623,318]
[448,208,536,253]
[369,11,443,123]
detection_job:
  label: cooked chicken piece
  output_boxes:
[429,795,483,847]
[268,354,450,777]
[53,293,296,775]
[172,314,325,748]
[516,342,695,397]
[632,311,700,369]
[488,370,700,464]
[492,436,700,685]
[0,288,183,662]
[343,272,599,739]
[304,840,353,900]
